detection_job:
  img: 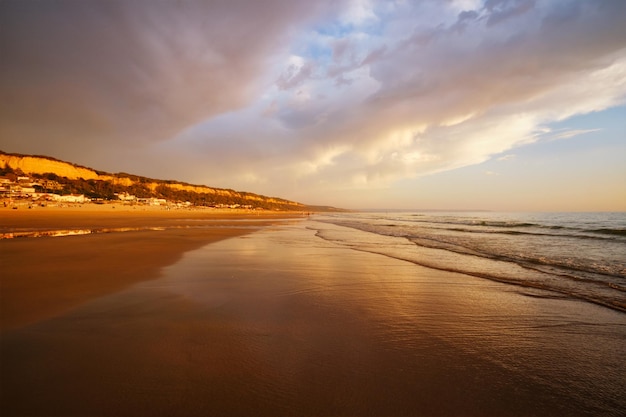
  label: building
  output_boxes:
[54,194,87,203]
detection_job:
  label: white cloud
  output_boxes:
[340,0,377,26]
[546,128,603,141]
[497,154,516,161]
[153,0,626,199]
[449,0,482,12]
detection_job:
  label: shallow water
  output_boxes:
[315,211,626,312]
[2,221,625,416]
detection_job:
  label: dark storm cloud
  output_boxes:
[0,0,331,155]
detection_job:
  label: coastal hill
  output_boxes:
[0,151,338,211]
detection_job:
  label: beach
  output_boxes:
[0,205,302,330]
[1,208,625,416]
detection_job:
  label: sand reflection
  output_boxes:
[2,222,625,416]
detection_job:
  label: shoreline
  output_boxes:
[0,207,303,330]
[0,202,308,234]
[2,220,624,416]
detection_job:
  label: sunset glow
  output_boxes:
[1,0,625,210]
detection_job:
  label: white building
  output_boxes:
[54,194,87,203]
[116,192,137,201]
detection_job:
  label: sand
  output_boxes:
[0,202,303,233]
[1,208,625,416]
[0,204,302,329]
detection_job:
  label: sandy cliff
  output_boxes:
[0,151,305,209]
[0,154,100,180]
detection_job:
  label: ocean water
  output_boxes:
[313,211,626,313]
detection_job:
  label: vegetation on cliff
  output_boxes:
[0,151,341,211]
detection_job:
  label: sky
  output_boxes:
[1,0,625,211]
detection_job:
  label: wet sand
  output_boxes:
[2,216,625,416]
[0,205,301,329]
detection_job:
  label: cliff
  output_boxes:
[0,153,100,181]
[0,151,314,210]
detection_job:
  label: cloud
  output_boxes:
[545,128,603,141]
[484,0,536,27]
[497,154,516,161]
[1,0,625,205]
[257,0,626,192]
[0,0,340,153]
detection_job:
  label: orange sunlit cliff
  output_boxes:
[0,151,341,211]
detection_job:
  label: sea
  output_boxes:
[312,211,626,313]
